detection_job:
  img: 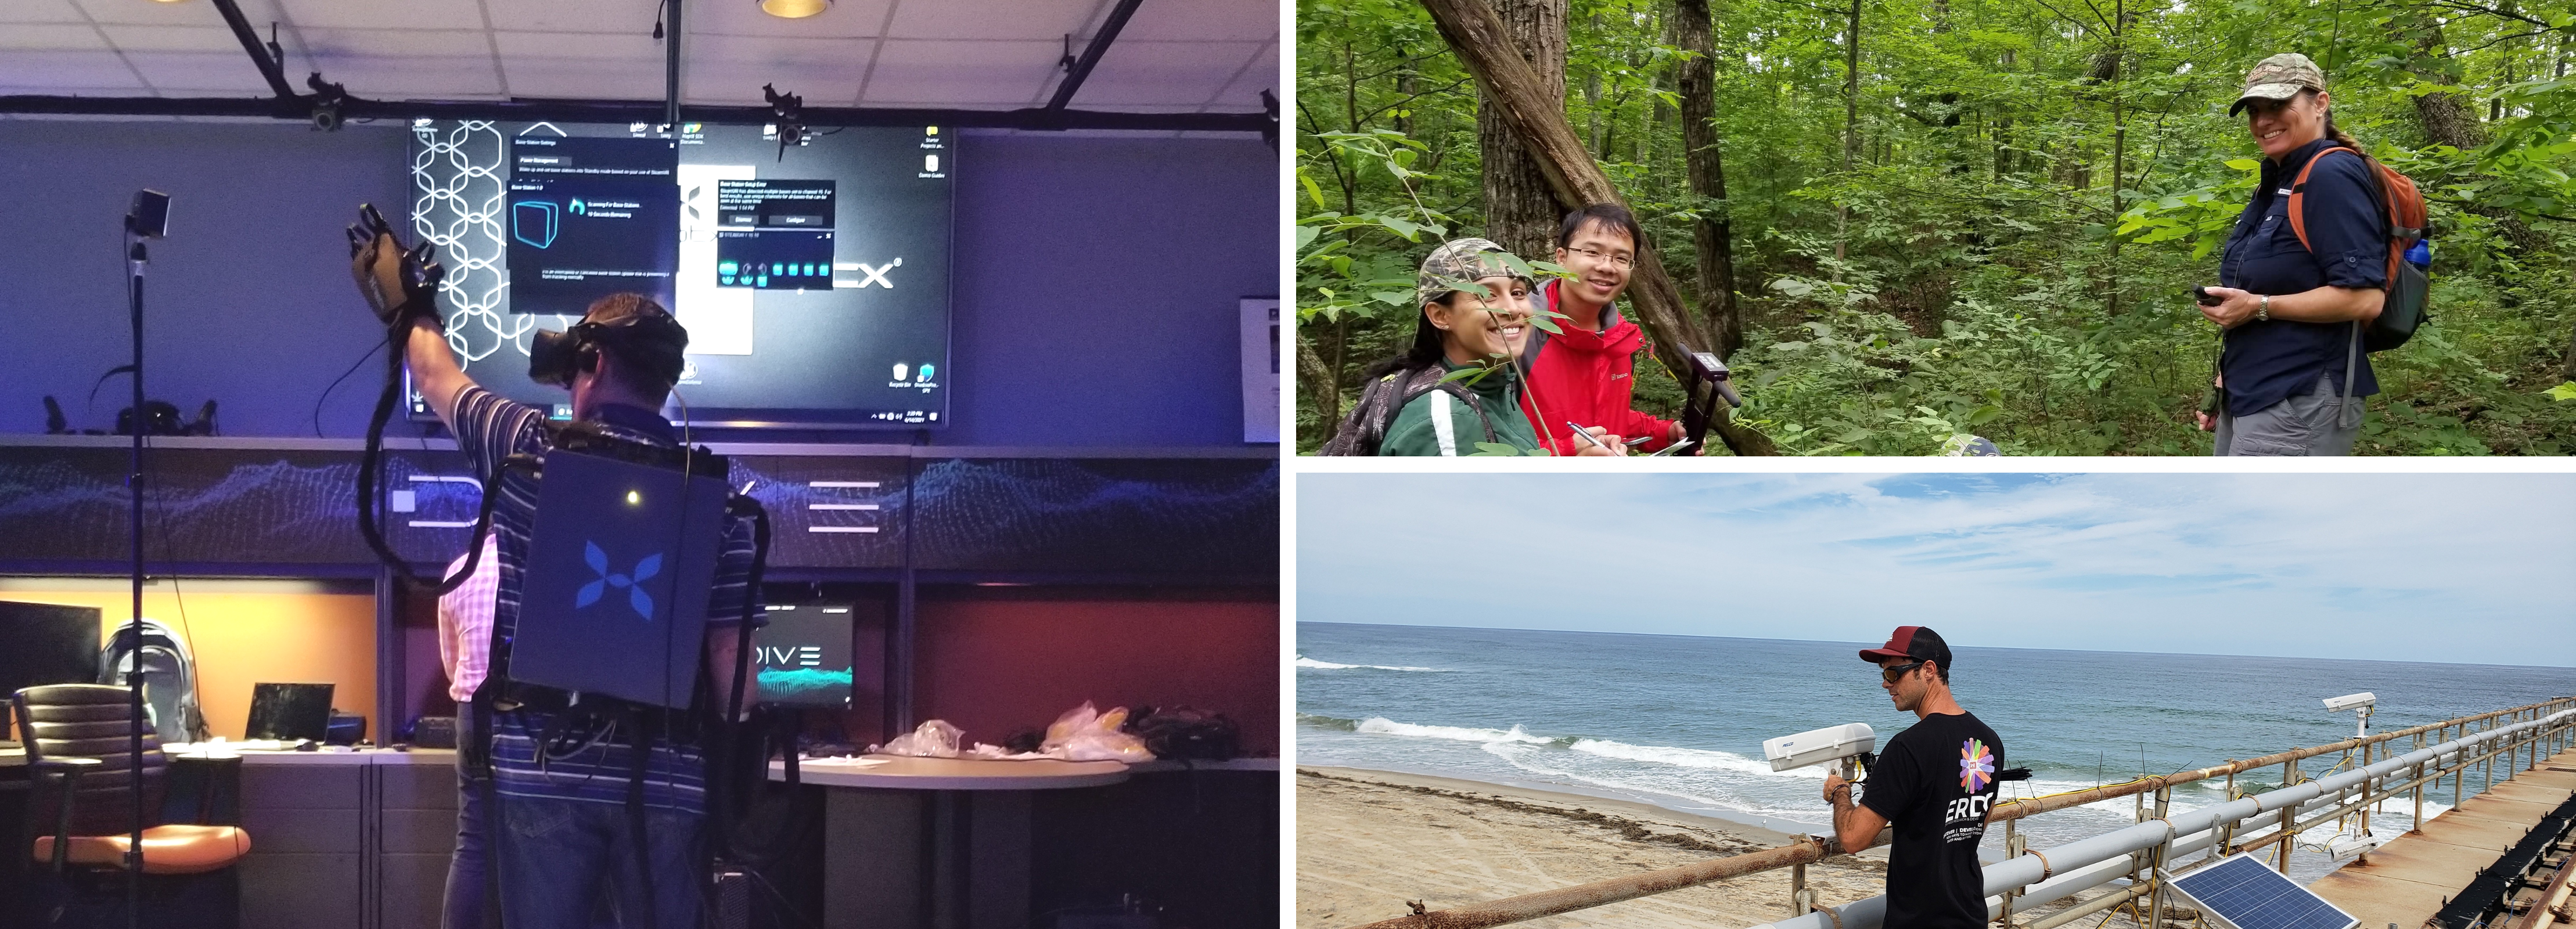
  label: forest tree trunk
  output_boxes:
[1418,0,1778,454]
[1297,329,1339,441]
[1834,0,1859,272]
[1676,0,1742,358]
[1477,0,1568,258]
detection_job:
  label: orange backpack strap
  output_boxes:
[2286,146,2409,292]
[2283,146,2351,255]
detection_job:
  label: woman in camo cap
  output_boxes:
[1333,238,1618,455]
[2193,52,2389,455]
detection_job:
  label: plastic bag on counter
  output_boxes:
[1041,701,1154,762]
[872,719,965,758]
[964,742,1051,761]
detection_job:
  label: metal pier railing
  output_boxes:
[1346,696,2576,929]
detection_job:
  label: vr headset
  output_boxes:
[528,309,690,389]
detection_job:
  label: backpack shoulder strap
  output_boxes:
[1398,367,1503,451]
[2289,146,2410,293]
[2284,146,2356,254]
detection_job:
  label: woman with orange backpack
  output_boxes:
[2194,53,2412,456]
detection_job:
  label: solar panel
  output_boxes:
[2169,854,2358,929]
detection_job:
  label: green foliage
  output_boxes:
[1296,0,2576,455]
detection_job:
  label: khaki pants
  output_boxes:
[2213,373,2359,456]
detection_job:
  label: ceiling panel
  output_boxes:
[1067,39,1263,107]
[0,0,92,26]
[883,0,1095,41]
[860,38,1059,106]
[0,24,112,51]
[4,0,1272,121]
[272,0,490,32]
[1211,39,1276,108]
[0,52,143,92]
[122,51,280,93]
[493,29,665,99]
[1116,0,1278,42]
[96,24,247,53]
[311,55,506,97]
[484,0,659,34]
[688,0,895,40]
[297,27,492,57]
[683,35,873,105]
[65,0,232,28]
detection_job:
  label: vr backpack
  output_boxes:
[2286,146,2431,352]
[1318,365,1500,456]
[97,617,209,745]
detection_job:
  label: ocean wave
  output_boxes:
[1355,716,1554,744]
[1567,738,1833,779]
[1297,656,1442,672]
[1296,712,1361,732]
[1482,742,1830,823]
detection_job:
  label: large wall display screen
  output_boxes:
[408,120,954,428]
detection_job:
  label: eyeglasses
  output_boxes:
[1880,661,1925,683]
[1564,246,1635,269]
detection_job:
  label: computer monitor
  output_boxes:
[404,120,955,429]
[750,603,855,709]
[0,600,101,740]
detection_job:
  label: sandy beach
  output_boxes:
[1296,766,2173,929]
[1296,765,1894,928]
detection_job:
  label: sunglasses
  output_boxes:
[1880,661,1926,683]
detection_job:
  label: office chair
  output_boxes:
[13,684,249,928]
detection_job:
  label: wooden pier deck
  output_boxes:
[2308,744,2576,926]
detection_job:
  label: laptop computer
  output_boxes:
[246,683,335,742]
[510,446,732,710]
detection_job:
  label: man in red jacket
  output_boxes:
[1518,204,1686,455]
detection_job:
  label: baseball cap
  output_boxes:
[1858,625,1953,671]
[2229,53,2326,117]
[1940,435,2002,456]
[1416,237,1532,308]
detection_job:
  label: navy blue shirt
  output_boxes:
[2215,136,2386,417]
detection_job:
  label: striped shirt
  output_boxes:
[449,385,762,813]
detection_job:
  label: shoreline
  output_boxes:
[1295,765,2170,928]
[1298,764,1851,853]
[1296,765,1894,928]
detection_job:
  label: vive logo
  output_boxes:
[576,541,661,621]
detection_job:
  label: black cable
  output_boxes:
[140,441,207,742]
[313,332,391,438]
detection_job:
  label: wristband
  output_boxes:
[2256,294,2270,322]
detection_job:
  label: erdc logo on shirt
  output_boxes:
[1945,737,1998,823]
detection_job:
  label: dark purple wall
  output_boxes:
[0,121,1276,448]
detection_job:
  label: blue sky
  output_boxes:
[1297,473,2576,667]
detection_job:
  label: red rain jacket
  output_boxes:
[1519,278,1678,455]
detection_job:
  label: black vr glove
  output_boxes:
[346,203,445,327]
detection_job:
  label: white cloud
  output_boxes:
[1298,473,2576,667]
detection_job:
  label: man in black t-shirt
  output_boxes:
[1821,626,2004,928]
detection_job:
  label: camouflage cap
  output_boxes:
[2229,53,2326,117]
[1416,237,1532,308]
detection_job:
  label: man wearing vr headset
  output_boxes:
[350,209,760,929]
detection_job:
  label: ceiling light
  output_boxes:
[148,0,191,5]
[758,0,829,17]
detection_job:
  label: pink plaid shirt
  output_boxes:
[435,534,501,704]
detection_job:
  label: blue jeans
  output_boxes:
[444,710,490,929]
[491,791,706,929]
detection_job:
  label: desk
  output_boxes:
[772,755,1129,929]
[167,747,459,929]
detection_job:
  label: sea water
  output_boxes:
[1297,622,2576,885]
